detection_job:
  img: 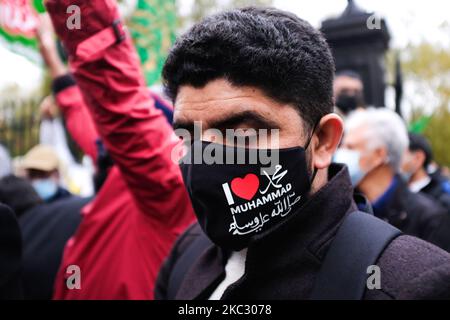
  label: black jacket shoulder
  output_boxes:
[385,178,446,245]
[155,223,203,300]
[18,196,89,300]
[366,235,450,299]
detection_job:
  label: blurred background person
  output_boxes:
[334,108,447,247]
[401,133,450,251]
[21,144,71,203]
[0,175,88,299]
[0,175,42,218]
[333,70,366,116]
[402,133,450,211]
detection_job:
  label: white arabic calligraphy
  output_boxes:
[228,193,301,235]
[260,165,287,195]
[271,193,302,218]
[228,212,270,235]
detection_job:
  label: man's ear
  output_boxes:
[312,114,344,170]
[373,146,389,166]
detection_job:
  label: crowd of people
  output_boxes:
[0,0,449,300]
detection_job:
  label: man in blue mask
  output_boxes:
[21,144,71,203]
[335,109,447,248]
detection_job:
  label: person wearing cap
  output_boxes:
[22,144,71,203]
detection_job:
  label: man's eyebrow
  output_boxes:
[208,110,279,130]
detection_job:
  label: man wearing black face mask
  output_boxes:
[155,7,450,300]
[334,70,366,116]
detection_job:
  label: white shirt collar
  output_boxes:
[409,176,431,193]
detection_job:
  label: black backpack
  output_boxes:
[167,211,401,300]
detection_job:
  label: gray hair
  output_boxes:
[345,108,409,172]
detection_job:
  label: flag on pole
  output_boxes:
[125,0,177,85]
[409,116,431,134]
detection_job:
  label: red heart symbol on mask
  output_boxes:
[231,174,260,200]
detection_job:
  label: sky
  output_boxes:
[0,45,42,99]
[275,0,450,48]
[1,0,449,100]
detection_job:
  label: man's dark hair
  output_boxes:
[0,175,42,217]
[162,7,335,130]
[408,133,433,169]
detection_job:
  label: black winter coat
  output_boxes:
[373,176,447,249]
[18,196,90,299]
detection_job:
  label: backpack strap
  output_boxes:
[167,232,213,300]
[310,211,402,300]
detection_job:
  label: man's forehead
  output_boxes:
[174,96,259,129]
[173,80,299,128]
[175,79,261,103]
[174,92,255,122]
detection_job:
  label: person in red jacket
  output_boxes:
[37,4,195,299]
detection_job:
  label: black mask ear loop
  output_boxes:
[304,119,321,185]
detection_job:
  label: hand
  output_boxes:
[40,95,59,120]
[36,13,55,53]
[36,13,67,78]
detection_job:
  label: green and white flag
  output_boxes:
[0,0,44,64]
[122,0,177,85]
[0,0,176,84]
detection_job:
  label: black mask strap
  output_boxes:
[304,118,321,185]
[304,118,321,151]
[310,167,319,184]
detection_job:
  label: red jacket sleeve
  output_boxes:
[53,75,99,161]
[46,0,194,224]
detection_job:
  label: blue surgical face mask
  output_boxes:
[333,148,366,187]
[400,153,416,183]
[32,179,58,201]
[400,170,414,183]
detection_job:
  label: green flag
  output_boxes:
[409,116,431,134]
[126,0,177,85]
[0,0,176,82]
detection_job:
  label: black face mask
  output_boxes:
[336,93,363,115]
[180,136,317,251]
